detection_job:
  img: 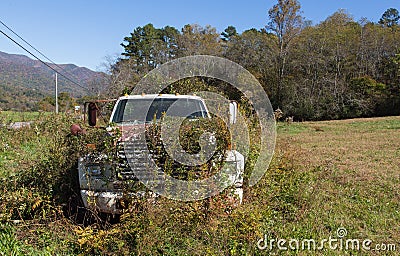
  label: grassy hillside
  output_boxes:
[0,51,107,111]
[0,113,399,255]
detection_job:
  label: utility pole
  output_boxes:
[55,73,59,113]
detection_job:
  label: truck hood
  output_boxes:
[116,123,148,142]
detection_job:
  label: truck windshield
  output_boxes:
[112,98,208,124]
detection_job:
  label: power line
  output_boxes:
[0,24,89,92]
[0,19,88,83]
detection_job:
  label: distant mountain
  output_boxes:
[0,51,107,111]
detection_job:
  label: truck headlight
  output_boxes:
[86,165,102,176]
[209,133,216,144]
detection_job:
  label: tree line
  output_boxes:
[106,0,400,120]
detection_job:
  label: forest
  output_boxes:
[106,1,400,121]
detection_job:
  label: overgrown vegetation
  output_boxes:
[0,111,399,255]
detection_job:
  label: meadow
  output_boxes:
[0,111,399,255]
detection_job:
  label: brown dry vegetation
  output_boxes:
[274,116,400,253]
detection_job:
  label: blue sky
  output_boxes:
[0,0,398,71]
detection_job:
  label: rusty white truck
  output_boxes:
[76,94,244,218]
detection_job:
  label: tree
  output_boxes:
[379,8,400,28]
[121,24,179,72]
[221,26,238,41]
[223,28,276,96]
[115,24,180,94]
[266,0,304,105]
[178,24,222,56]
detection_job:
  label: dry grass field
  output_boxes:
[272,116,400,254]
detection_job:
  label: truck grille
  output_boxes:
[116,137,164,182]
[116,129,216,183]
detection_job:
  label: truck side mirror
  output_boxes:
[229,101,238,124]
[88,102,98,127]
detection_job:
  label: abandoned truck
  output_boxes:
[77,94,244,215]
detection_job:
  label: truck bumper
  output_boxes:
[80,190,124,215]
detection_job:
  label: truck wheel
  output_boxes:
[100,213,121,224]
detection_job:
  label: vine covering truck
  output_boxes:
[76,94,244,216]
